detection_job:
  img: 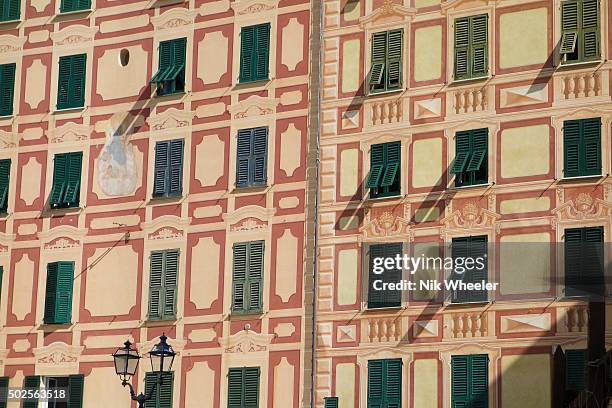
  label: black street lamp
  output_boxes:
[112,334,177,408]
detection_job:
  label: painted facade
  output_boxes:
[316,0,612,408]
[0,0,319,406]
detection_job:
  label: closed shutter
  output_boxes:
[369,31,387,90]
[236,129,252,187]
[44,262,58,323]
[380,142,400,187]
[236,127,268,188]
[471,15,488,76]
[367,244,385,308]
[581,0,599,59]
[0,376,7,408]
[63,152,82,206]
[0,159,10,211]
[240,24,269,83]
[247,241,263,311]
[565,227,603,297]
[240,26,255,82]
[243,367,260,408]
[582,117,601,175]
[57,55,86,109]
[252,127,267,185]
[0,63,15,116]
[50,154,67,207]
[163,250,179,319]
[149,250,178,320]
[232,242,264,313]
[454,17,470,80]
[77,0,90,11]
[255,24,270,81]
[385,359,402,408]
[451,237,470,303]
[168,139,183,195]
[54,261,74,324]
[61,0,88,12]
[367,360,384,408]
[228,367,259,408]
[564,120,581,177]
[386,29,403,90]
[149,251,163,319]
[57,56,71,109]
[470,354,488,407]
[232,242,248,312]
[324,397,339,408]
[0,0,20,21]
[68,374,84,408]
[368,243,402,309]
[154,141,169,196]
[145,372,173,408]
[564,228,583,297]
[22,376,40,408]
[367,359,402,408]
[452,355,488,408]
[564,118,601,177]
[468,235,488,302]
[565,349,587,391]
[366,144,385,189]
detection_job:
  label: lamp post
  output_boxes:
[112,334,176,408]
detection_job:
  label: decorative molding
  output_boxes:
[38,225,87,242]
[0,35,26,53]
[148,226,184,240]
[359,0,416,28]
[230,217,268,232]
[48,122,91,144]
[0,130,16,148]
[50,25,99,45]
[553,193,612,222]
[141,215,191,235]
[151,7,196,30]
[219,329,274,353]
[441,202,500,232]
[230,0,279,16]
[441,0,498,13]
[146,108,194,131]
[360,204,413,239]
[228,96,279,120]
[222,205,275,225]
[551,107,612,122]
[44,237,81,250]
[33,342,83,369]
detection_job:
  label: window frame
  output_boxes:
[150,37,187,96]
[49,151,83,209]
[366,141,401,199]
[231,240,265,315]
[451,128,488,188]
[559,0,601,65]
[153,139,184,198]
[235,126,269,189]
[148,249,180,321]
[56,54,86,110]
[562,117,602,178]
[239,23,271,83]
[368,28,404,94]
[452,13,489,81]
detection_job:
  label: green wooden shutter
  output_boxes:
[145,372,173,408]
[368,244,385,308]
[163,250,179,319]
[254,24,270,81]
[564,228,583,297]
[561,1,579,55]
[170,38,187,81]
[68,374,84,408]
[63,152,82,206]
[565,349,587,391]
[228,368,243,408]
[454,17,470,80]
[228,367,259,408]
[247,241,264,311]
[466,129,487,172]
[470,354,489,407]
[0,0,20,21]
[367,359,402,408]
[240,26,255,82]
[565,227,603,297]
[468,236,488,302]
[581,0,600,60]
[366,144,385,189]
[151,41,172,83]
[386,29,403,90]
[380,142,400,187]
[369,31,387,91]
[383,243,402,307]
[168,139,183,195]
[452,355,488,408]
[70,54,86,108]
[57,56,72,109]
[324,397,339,408]
[54,261,74,324]
[564,120,581,177]
[367,360,384,407]
[154,141,169,196]
[0,63,15,116]
[236,129,252,187]
[23,376,40,408]
[44,262,59,323]
[149,251,163,319]
[251,127,267,185]
[582,117,601,176]
[451,132,471,174]
[471,15,488,76]
[0,159,10,211]
[232,243,247,312]
[243,367,260,408]
[451,237,470,303]
[385,359,402,407]
[0,376,8,408]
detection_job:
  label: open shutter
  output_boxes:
[23,376,40,408]
[0,376,7,408]
[563,120,581,177]
[151,41,172,83]
[232,243,248,312]
[228,368,244,408]
[466,129,487,172]
[566,349,587,391]
[54,261,74,324]
[243,367,260,408]
[451,132,471,174]
[255,24,270,81]
[0,159,9,211]
[451,356,469,407]
[581,0,600,59]
[168,139,183,195]
[471,15,488,76]
[240,26,255,82]
[468,236,488,302]
[71,54,86,108]
[0,63,15,116]
[252,127,267,185]
[324,397,339,408]
[149,251,164,319]
[369,32,387,91]
[451,237,470,303]
[248,241,264,311]
[386,29,403,90]
[68,374,84,408]
[57,56,72,109]
[366,144,385,189]
[154,141,169,196]
[236,129,252,187]
[561,1,579,56]
[582,117,601,175]
[163,250,178,319]
[44,262,59,323]
[167,38,186,81]
[380,142,400,187]
[454,17,470,79]
[385,359,402,408]
[470,354,489,407]
[367,360,383,408]
[63,152,82,205]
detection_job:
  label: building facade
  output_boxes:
[0,0,319,406]
[316,0,611,407]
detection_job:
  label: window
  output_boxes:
[324,397,339,408]
[0,159,10,212]
[228,367,260,408]
[560,0,600,64]
[236,127,268,188]
[232,241,264,314]
[450,236,487,303]
[60,0,90,12]
[454,14,488,80]
[451,354,488,407]
[144,372,173,408]
[564,226,603,297]
[450,128,487,187]
[239,23,270,83]
[150,38,186,96]
[23,375,83,408]
[43,261,74,324]
[367,243,402,309]
[367,359,402,408]
[0,64,15,116]
[365,142,400,198]
[149,250,179,321]
[49,152,82,208]
[563,117,601,178]
[369,29,403,93]
[0,0,19,21]
[57,54,86,110]
[153,139,184,197]
[565,349,587,393]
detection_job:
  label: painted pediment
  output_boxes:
[230,0,280,16]
[219,329,274,353]
[151,7,196,30]
[146,108,194,131]
[50,25,98,45]
[229,95,279,120]
[360,0,416,28]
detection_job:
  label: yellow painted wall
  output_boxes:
[500,124,549,178]
[413,359,438,408]
[412,138,442,188]
[500,196,551,215]
[412,242,440,300]
[337,248,358,305]
[83,367,131,407]
[340,148,359,197]
[414,25,442,82]
[342,39,361,94]
[499,8,548,69]
[500,233,550,295]
[501,354,551,408]
[336,363,355,408]
[343,0,360,21]
[415,0,440,7]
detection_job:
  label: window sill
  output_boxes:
[47,205,81,214]
[39,322,73,330]
[57,8,92,16]
[362,305,403,313]
[559,174,605,183]
[367,192,402,201]
[558,59,603,70]
[149,194,183,204]
[234,78,271,90]
[145,317,177,326]
[0,19,21,27]
[154,90,185,99]
[367,88,404,98]
[450,75,490,86]
[230,310,264,318]
[231,185,269,194]
[445,300,490,307]
[53,106,85,115]
[449,182,491,191]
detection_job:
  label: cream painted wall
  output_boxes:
[185,361,216,408]
[501,354,551,408]
[500,232,550,295]
[337,248,358,305]
[83,367,131,407]
[500,196,551,215]
[413,359,438,408]
[499,8,548,69]
[415,0,440,7]
[342,40,361,94]
[336,363,355,408]
[96,45,148,100]
[412,138,442,188]
[414,25,442,82]
[500,124,549,178]
[340,148,359,197]
[343,0,360,22]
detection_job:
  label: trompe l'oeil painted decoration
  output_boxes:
[97,124,138,196]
